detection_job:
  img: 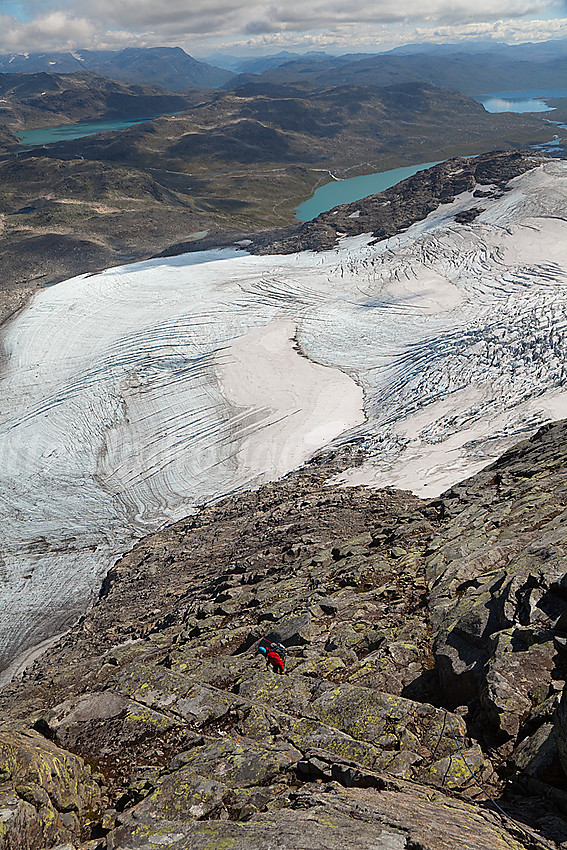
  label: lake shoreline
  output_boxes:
[295,159,443,221]
[14,110,185,148]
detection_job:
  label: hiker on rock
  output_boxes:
[257,639,285,674]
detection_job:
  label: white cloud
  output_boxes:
[0,11,95,51]
[0,0,564,53]
[63,0,563,33]
[417,17,567,41]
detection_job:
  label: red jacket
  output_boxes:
[265,647,285,672]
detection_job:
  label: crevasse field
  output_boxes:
[1,159,566,680]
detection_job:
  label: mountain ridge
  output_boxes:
[0,70,197,132]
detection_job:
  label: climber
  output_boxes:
[257,639,285,674]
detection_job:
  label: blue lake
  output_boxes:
[15,115,164,147]
[295,160,442,221]
[476,89,567,113]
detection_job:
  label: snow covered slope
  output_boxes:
[0,158,566,677]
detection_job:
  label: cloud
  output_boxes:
[224,17,567,53]
[417,17,567,40]
[0,0,564,53]
[67,0,562,32]
[0,10,95,50]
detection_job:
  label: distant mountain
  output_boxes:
[93,47,232,91]
[233,51,335,75]
[0,50,114,73]
[198,52,246,71]
[221,54,407,92]
[222,72,314,93]
[2,42,564,95]
[237,49,567,95]
[0,47,233,91]
[321,51,567,95]
[387,37,567,62]
[202,39,567,74]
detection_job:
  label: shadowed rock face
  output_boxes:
[3,424,567,847]
[427,421,567,740]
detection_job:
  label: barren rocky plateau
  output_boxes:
[3,418,567,849]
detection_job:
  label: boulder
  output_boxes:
[0,722,101,850]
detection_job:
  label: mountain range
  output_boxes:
[1,40,566,95]
[0,47,233,91]
[225,49,567,96]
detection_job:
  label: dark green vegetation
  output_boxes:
[3,422,567,847]
[0,77,553,325]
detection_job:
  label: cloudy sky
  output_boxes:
[0,0,565,56]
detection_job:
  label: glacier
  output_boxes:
[0,158,566,679]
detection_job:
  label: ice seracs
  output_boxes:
[0,158,566,677]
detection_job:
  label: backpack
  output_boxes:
[270,641,286,657]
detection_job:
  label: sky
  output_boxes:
[0,0,565,57]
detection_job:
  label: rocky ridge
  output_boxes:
[251,149,546,254]
[156,149,546,259]
[3,423,567,848]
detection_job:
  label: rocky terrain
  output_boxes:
[154,148,552,272]
[3,421,567,848]
[242,149,546,255]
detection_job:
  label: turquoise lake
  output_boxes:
[296,86,567,221]
[15,115,161,146]
[476,89,567,113]
[295,160,442,221]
